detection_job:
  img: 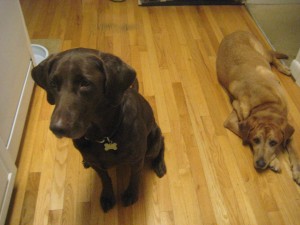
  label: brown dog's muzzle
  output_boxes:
[50,115,70,138]
[50,111,87,139]
[49,93,89,139]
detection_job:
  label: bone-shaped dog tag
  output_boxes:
[102,137,118,151]
[85,136,118,151]
[104,142,118,151]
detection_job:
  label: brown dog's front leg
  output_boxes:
[122,160,144,207]
[94,167,116,212]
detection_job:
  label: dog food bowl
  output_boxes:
[31,44,49,65]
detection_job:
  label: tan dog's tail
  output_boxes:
[269,50,291,76]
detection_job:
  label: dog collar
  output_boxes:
[84,107,123,151]
[84,112,123,151]
[85,136,118,151]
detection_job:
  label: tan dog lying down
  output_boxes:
[216,31,300,185]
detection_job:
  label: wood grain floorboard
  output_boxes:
[6,0,300,224]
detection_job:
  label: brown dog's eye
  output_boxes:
[253,137,260,144]
[269,140,278,147]
[79,80,93,93]
[80,80,91,87]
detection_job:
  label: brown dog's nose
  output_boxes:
[256,158,266,169]
[50,120,68,137]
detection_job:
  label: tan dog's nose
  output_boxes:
[255,158,266,169]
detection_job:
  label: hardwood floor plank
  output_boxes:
[20,172,40,225]
[48,209,62,225]
[60,144,80,225]
[32,133,57,225]
[217,136,258,225]
[49,139,69,210]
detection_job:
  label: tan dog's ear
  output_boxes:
[283,123,294,147]
[31,54,59,105]
[101,53,136,106]
[239,120,251,145]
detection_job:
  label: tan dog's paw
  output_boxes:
[275,60,291,76]
[280,66,292,76]
[292,164,300,185]
[269,158,281,173]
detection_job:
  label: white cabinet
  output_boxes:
[0,0,34,224]
[0,0,34,161]
[291,49,300,86]
[0,142,16,225]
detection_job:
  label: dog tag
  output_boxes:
[103,137,118,151]
[104,142,118,151]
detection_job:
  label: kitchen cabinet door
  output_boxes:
[0,0,34,224]
[0,141,16,225]
[0,0,34,161]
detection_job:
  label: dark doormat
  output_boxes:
[138,0,243,6]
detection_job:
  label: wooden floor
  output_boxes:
[6,0,300,225]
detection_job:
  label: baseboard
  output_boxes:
[291,59,300,86]
[138,0,243,6]
[247,0,300,4]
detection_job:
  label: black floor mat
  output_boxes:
[138,0,243,6]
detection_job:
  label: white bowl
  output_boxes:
[31,44,49,65]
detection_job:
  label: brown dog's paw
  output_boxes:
[122,189,138,207]
[100,194,116,212]
[152,159,167,178]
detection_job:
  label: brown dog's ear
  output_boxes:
[31,54,58,105]
[239,120,251,145]
[282,123,294,147]
[101,54,136,106]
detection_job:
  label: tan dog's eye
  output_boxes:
[269,140,278,147]
[253,137,260,144]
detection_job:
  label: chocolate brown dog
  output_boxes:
[217,31,300,185]
[32,48,167,212]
